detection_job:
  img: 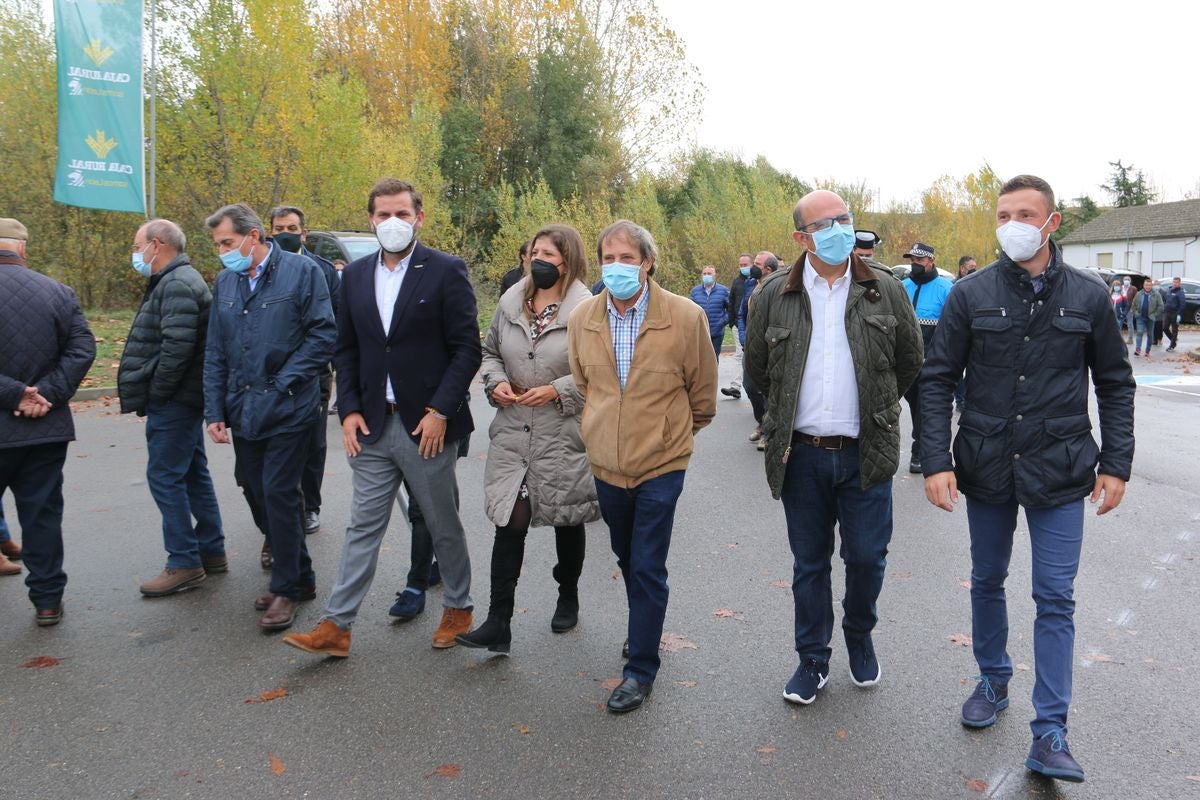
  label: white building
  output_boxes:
[1059,199,1200,280]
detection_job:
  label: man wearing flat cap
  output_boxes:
[0,218,97,627]
[901,242,954,473]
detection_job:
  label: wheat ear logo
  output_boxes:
[86,130,118,159]
[83,39,115,67]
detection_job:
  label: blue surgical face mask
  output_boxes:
[131,244,155,277]
[810,223,855,266]
[220,234,252,273]
[739,266,751,277]
[602,262,643,300]
[701,274,714,286]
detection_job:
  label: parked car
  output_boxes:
[1156,278,1200,325]
[305,230,379,266]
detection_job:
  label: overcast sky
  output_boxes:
[653,0,1200,209]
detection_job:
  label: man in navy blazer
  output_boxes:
[285,177,482,658]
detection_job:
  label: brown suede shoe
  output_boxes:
[201,554,228,574]
[259,595,298,631]
[253,585,317,611]
[139,567,207,597]
[36,604,63,627]
[0,552,22,576]
[0,539,21,560]
[432,607,473,649]
[282,619,350,658]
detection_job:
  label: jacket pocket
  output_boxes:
[970,309,1012,366]
[1046,309,1091,368]
[1040,412,1099,493]
[863,314,897,370]
[259,293,299,346]
[765,325,791,374]
[871,403,900,434]
[952,410,1009,490]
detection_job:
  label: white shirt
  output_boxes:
[376,250,413,403]
[247,242,274,293]
[793,259,859,437]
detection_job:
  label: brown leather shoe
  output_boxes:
[0,553,21,576]
[282,619,350,657]
[201,554,228,574]
[139,567,207,597]
[259,595,298,630]
[0,539,21,560]
[432,607,473,649]
[36,604,64,627]
[253,585,317,611]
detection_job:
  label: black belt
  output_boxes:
[791,432,856,450]
[384,402,400,415]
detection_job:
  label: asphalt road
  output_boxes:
[3,334,1198,800]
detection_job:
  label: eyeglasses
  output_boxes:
[131,242,150,253]
[798,213,854,233]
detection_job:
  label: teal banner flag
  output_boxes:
[53,0,145,214]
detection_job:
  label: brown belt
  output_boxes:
[791,432,857,450]
[384,402,400,415]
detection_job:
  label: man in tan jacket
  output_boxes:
[568,219,718,714]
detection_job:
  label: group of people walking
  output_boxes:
[0,172,1137,784]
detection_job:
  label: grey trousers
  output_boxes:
[322,415,473,627]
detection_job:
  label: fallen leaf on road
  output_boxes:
[174,770,189,778]
[1015,663,1030,672]
[726,543,739,549]
[965,777,987,792]
[612,570,621,580]
[431,764,461,779]
[1185,775,1200,782]
[756,746,777,753]
[245,688,290,704]
[21,656,62,669]
[890,571,912,579]
[836,730,847,740]
[660,633,698,653]
[769,579,790,589]
[599,678,622,691]
[957,578,971,589]
[676,680,698,688]
[576,672,585,678]
[714,608,743,620]
[514,723,531,735]
[268,753,285,776]
[946,634,972,647]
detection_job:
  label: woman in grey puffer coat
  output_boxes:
[457,224,599,654]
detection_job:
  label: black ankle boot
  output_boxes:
[455,615,512,653]
[551,590,579,632]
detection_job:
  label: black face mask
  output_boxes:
[272,232,302,253]
[530,258,561,290]
[749,266,763,280]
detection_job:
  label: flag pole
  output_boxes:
[148,0,157,218]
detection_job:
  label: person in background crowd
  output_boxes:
[0,498,22,576]
[1163,276,1186,352]
[952,256,979,412]
[203,203,335,631]
[957,256,978,279]
[746,191,922,708]
[568,219,717,713]
[901,242,953,473]
[457,223,599,653]
[283,177,480,657]
[1121,277,1136,344]
[0,217,96,625]
[689,265,731,359]
[853,230,886,268]
[118,218,225,597]
[921,174,1135,784]
[720,253,753,399]
[744,251,778,450]
[1110,279,1128,327]
[1130,276,1163,357]
[268,205,341,536]
[500,240,532,296]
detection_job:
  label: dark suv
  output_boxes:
[305,231,379,266]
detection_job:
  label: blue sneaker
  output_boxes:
[427,561,442,589]
[783,659,829,705]
[1026,728,1084,782]
[389,588,425,621]
[846,635,881,687]
[961,676,1009,728]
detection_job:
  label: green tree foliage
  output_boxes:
[1102,160,1157,208]
[1053,195,1102,243]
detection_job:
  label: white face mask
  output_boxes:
[374,217,415,254]
[996,214,1054,263]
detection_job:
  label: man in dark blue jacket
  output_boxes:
[203,203,335,631]
[0,217,96,626]
[1162,276,1187,351]
[920,175,1135,783]
[284,177,481,659]
[688,265,730,358]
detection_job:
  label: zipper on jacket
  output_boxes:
[782,445,791,464]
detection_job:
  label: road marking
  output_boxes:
[1179,530,1195,543]
[1142,576,1159,592]
[1157,553,1179,567]
[1114,608,1135,627]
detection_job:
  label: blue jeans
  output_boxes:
[595,470,686,684]
[779,440,893,663]
[1134,316,1152,351]
[145,402,224,569]
[966,497,1084,738]
[710,333,723,360]
[0,443,68,608]
[0,496,10,543]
